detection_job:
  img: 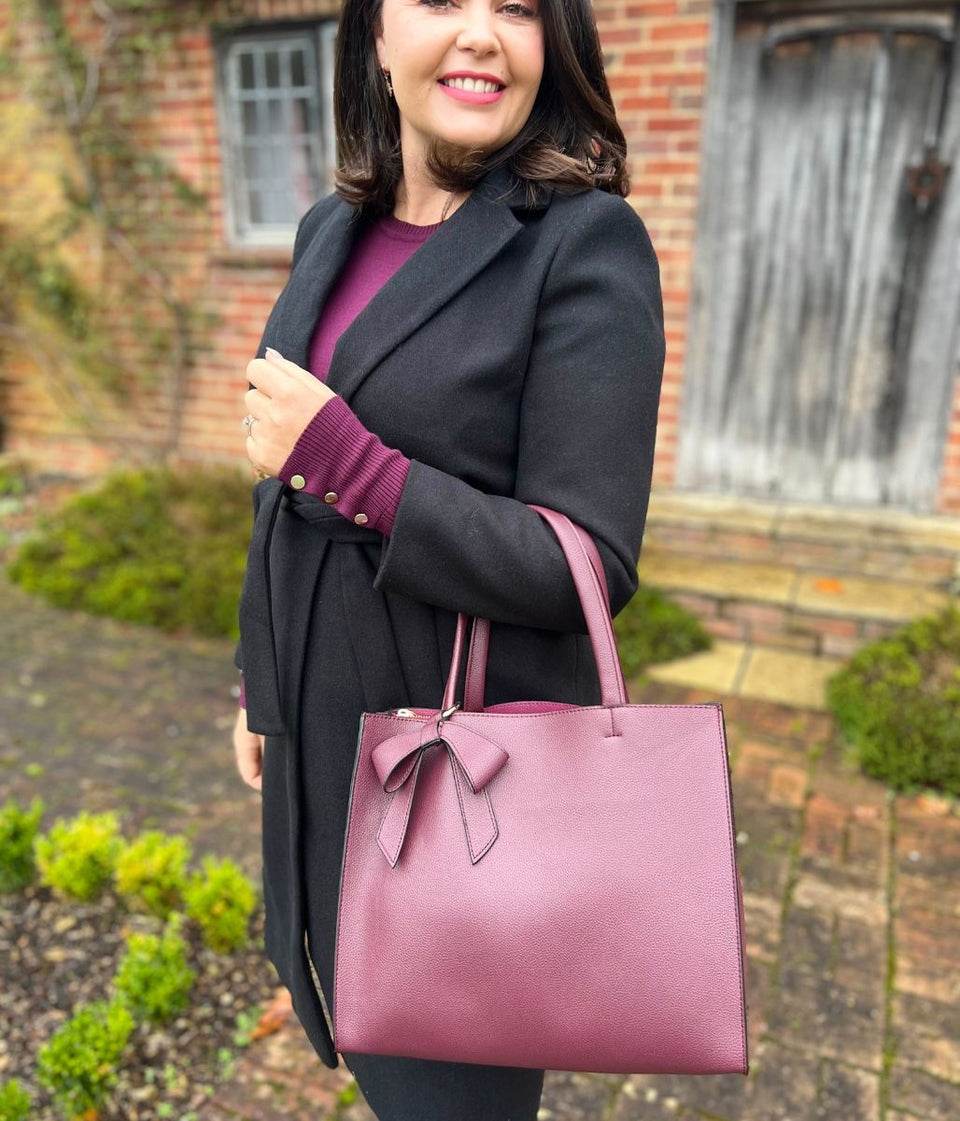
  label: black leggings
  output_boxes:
[339,1049,544,1121]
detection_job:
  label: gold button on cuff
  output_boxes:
[290,474,306,490]
[323,491,338,504]
[353,512,369,526]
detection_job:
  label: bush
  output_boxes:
[36,999,134,1120]
[7,465,251,638]
[114,830,191,919]
[0,456,29,499]
[113,913,196,1024]
[0,1079,32,1121]
[613,583,712,678]
[0,795,45,894]
[826,603,960,796]
[183,855,256,954]
[34,810,124,902]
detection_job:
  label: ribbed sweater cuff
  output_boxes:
[277,395,411,536]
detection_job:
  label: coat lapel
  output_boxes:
[271,164,551,405]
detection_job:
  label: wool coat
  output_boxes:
[234,161,666,1072]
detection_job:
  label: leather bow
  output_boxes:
[371,710,509,867]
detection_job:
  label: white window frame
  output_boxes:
[214,22,338,247]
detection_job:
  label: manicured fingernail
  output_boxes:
[265,347,283,361]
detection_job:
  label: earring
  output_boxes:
[382,68,394,98]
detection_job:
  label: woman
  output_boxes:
[232,0,665,1112]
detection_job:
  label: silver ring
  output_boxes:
[243,414,256,434]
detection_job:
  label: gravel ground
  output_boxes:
[0,880,281,1120]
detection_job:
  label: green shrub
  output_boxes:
[183,855,256,954]
[36,999,134,1120]
[0,456,29,499]
[0,795,45,893]
[114,830,191,919]
[7,465,251,638]
[613,583,712,678]
[826,603,960,796]
[34,810,124,901]
[114,913,195,1024]
[0,1078,32,1121]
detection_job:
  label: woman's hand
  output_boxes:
[244,348,338,476]
[234,706,265,792]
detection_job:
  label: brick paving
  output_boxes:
[2,509,959,1119]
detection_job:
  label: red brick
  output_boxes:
[648,19,712,40]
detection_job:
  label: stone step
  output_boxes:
[641,640,845,711]
[637,546,955,659]
[644,492,960,590]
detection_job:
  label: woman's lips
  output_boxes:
[438,80,505,104]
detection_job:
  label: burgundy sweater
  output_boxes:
[240,211,442,709]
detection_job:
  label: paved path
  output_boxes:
[2,559,958,1120]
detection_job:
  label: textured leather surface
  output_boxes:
[333,508,749,1075]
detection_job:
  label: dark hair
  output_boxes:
[333,0,630,215]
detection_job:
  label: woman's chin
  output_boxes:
[430,130,503,157]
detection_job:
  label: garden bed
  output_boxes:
[0,881,279,1121]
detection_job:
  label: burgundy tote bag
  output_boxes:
[332,505,749,1074]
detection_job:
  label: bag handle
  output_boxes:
[459,522,614,710]
[441,506,628,712]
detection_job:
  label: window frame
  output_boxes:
[213,20,338,249]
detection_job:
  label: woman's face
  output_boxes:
[374,0,545,165]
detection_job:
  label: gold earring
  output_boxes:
[383,68,394,98]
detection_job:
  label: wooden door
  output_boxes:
[677,3,960,510]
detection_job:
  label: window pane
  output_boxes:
[265,50,280,88]
[239,51,255,90]
[290,48,306,87]
[248,188,263,224]
[267,98,284,133]
[241,101,259,136]
[242,143,264,180]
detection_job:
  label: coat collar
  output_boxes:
[266,162,552,405]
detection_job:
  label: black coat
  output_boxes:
[234,162,665,1069]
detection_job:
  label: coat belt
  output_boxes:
[238,480,380,736]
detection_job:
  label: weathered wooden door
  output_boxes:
[677,2,960,511]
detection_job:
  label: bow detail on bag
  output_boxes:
[371,707,509,867]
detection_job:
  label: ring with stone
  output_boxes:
[243,414,256,434]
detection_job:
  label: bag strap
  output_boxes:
[442,506,628,712]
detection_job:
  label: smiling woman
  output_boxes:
[232,0,665,1112]
[333,0,630,217]
[372,0,545,209]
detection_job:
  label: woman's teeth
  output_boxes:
[440,77,504,93]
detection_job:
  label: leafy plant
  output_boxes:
[0,1079,32,1121]
[613,583,713,678]
[114,830,191,919]
[0,795,45,894]
[36,999,134,1120]
[114,913,195,1024]
[8,466,250,637]
[183,855,257,954]
[34,810,124,901]
[826,603,960,795]
[0,457,29,499]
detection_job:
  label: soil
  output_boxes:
[0,880,281,1120]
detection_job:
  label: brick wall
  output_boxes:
[598,0,712,493]
[2,0,959,513]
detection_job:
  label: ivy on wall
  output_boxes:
[0,0,229,463]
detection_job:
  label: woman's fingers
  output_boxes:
[233,708,265,792]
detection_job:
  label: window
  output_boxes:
[215,23,338,246]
